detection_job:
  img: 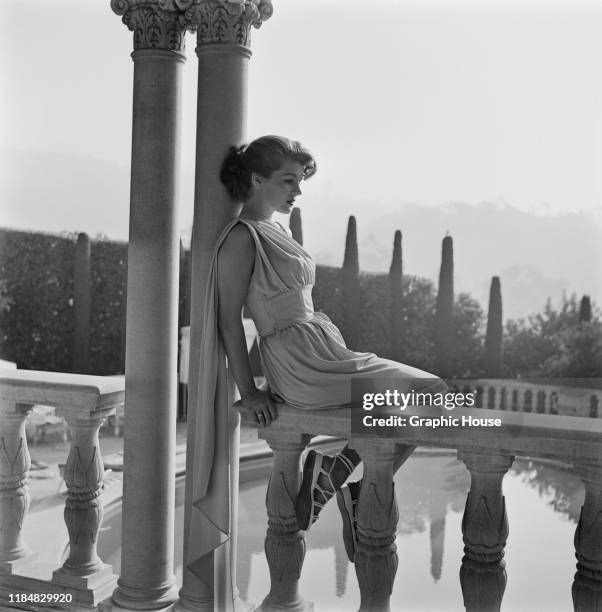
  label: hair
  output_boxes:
[220,135,317,201]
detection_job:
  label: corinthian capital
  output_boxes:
[111,0,191,52]
[183,0,274,47]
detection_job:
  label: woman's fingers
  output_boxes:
[267,400,278,421]
[237,390,279,426]
[255,408,271,427]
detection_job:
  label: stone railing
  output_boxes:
[253,394,602,612]
[0,369,124,608]
[458,378,602,419]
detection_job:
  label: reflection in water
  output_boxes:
[511,458,584,523]
[98,451,586,611]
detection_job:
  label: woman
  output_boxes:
[203,135,446,564]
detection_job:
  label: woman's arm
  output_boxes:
[216,223,279,426]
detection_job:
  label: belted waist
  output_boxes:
[248,286,314,337]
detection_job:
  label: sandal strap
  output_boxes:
[336,453,356,474]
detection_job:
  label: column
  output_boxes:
[177,2,273,611]
[110,1,186,608]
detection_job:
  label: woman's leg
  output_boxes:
[296,442,415,529]
[296,444,360,529]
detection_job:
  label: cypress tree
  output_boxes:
[73,232,91,374]
[579,295,592,323]
[434,235,454,377]
[289,206,303,245]
[389,230,403,361]
[485,276,503,377]
[342,215,360,349]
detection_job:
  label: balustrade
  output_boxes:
[2,369,601,611]
[252,386,602,612]
[0,370,124,607]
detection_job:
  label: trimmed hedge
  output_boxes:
[89,238,127,374]
[0,229,76,371]
[0,229,127,374]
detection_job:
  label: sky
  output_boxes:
[2,0,602,313]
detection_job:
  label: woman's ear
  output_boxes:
[251,172,263,190]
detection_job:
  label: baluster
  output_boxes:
[351,440,399,612]
[499,388,507,411]
[0,401,35,572]
[536,390,546,414]
[523,390,533,412]
[511,389,519,411]
[458,451,514,612]
[258,431,311,612]
[550,391,559,415]
[53,412,114,589]
[590,395,599,419]
[572,464,602,611]
[487,387,496,410]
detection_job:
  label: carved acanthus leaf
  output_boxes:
[184,0,274,46]
[111,0,188,52]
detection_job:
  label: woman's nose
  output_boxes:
[293,184,302,196]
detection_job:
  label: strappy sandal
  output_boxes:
[336,480,360,562]
[296,450,356,530]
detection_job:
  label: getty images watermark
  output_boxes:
[350,377,503,435]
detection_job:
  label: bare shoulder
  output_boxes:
[218,222,256,274]
[219,221,255,257]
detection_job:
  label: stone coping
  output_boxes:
[0,369,124,414]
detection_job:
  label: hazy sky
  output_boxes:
[2,0,602,239]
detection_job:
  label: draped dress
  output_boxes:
[184,213,445,605]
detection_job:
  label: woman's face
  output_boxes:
[253,159,304,214]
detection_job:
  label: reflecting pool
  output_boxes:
[98,452,584,611]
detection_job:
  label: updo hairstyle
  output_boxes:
[220,135,317,201]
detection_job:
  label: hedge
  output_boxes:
[0,229,127,374]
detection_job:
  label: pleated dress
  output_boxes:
[240,214,443,408]
[185,213,444,606]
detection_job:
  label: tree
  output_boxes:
[453,293,485,379]
[579,295,592,324]
[434,235,454,377]
[503,293,602,378]
[389,230,403,361]
[289,206,303,245]
[485,276,503,377]
[342,215,360,349]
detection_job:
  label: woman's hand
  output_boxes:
[234,388,282,427]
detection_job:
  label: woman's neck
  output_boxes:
[240,204,274,221]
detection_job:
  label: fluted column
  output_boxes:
[110,1,187,608]
[572,464,602,612]
[178,2,272,610]
[0,401,34,573]
[458,451,514,612]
